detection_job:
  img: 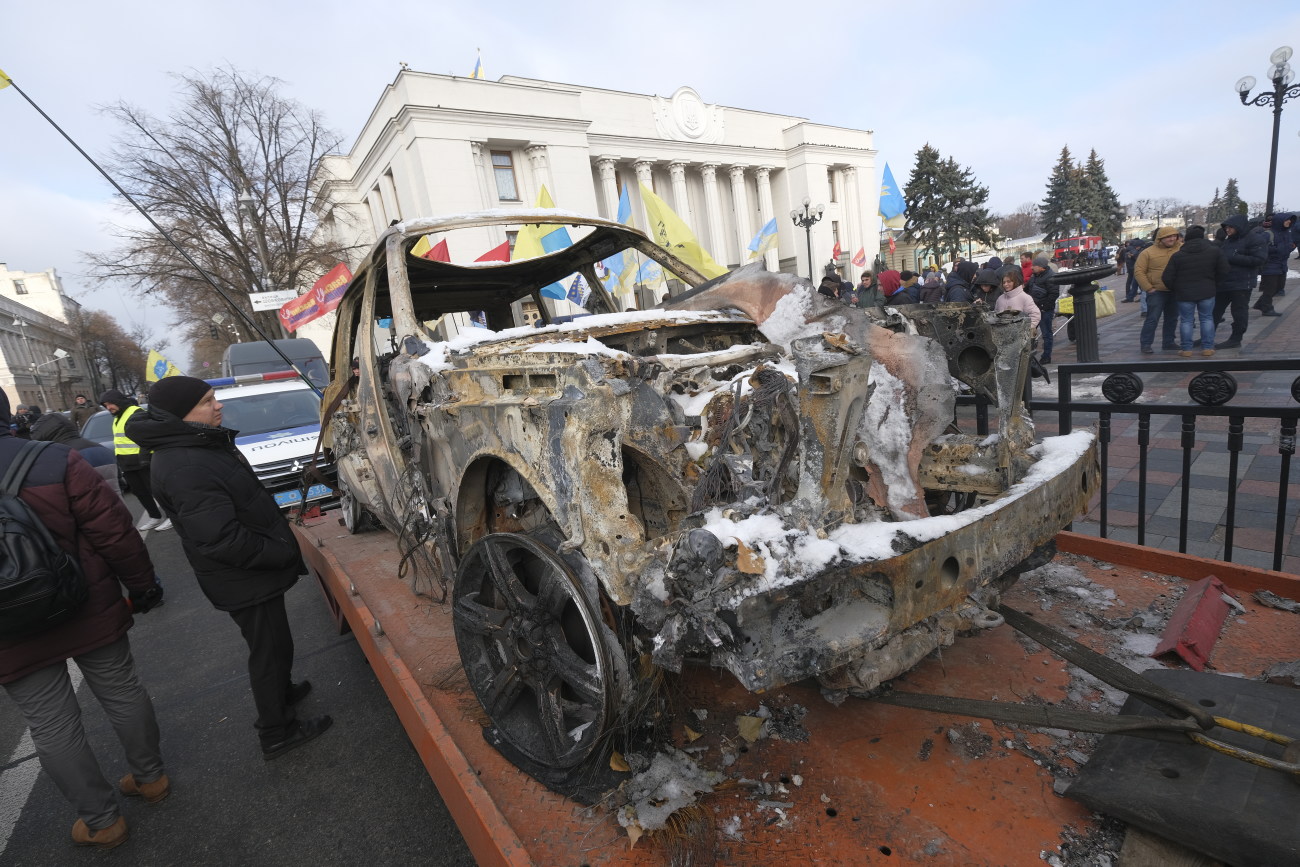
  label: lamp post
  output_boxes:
[34,349,70,408]
[790,197,824,283]
[1235,45,1300,216]
[12,318,50,409]
[953,197,977,262]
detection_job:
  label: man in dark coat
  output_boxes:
[0,388,166,851]
[1162,225,1229,356]
[1254,213,1295,316]
[1024,256,1058,364]
[32,412,120,494]
[127,377,331,760]
[1213,215,1269,349]
[71,394,96,430]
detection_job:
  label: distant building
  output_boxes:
[310,71,882,310]
[0,263,94,410]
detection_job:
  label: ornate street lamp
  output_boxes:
[1235,45,1300,216]
[954,197,976,261]
[790,197,824,283]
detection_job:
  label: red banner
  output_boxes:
[278,263,353,332]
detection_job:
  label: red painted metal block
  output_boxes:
[1153,575,1236,671]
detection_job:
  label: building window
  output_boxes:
[832,221,840,248]
[13,280,27,295]
[827,169,838,203]
[65,355,77,369]
[506,230,518,256]
[492,151,520,201]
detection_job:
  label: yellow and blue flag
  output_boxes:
[638,183,727,279]
[470,55,484,80]
[512,186,572,260]
[0,69,11,90]
[146,350,183,382]
[747,218,778,260]
[879,163,907,228]
[636,259,665,290]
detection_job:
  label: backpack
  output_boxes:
[0,441,88,638]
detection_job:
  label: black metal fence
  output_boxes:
[959,359,1300,571]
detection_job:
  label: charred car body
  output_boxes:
[322,211,1098,775]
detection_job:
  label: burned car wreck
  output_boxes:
[321,211,1098,777]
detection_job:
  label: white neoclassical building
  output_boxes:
[312,71,881,295]
[0,263,94,410]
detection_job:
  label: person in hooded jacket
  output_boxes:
[918,272,946,303]
[944,260,978,302]
[126,377,331,761]
[1254,213,1295,316]
[970,269,1003,309]
[1162,225,1228,357]
[878,269,917,304]
[1133,226,1183,353]
[0,388,166,851]
[31,412,120,494]
[71,394,96,430]
[1213,214,1270,349]
[994,269,1041,329]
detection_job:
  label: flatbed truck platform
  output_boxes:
[293,516,1300,866]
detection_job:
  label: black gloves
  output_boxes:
[129,583,164,614]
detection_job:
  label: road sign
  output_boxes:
[249,289,300,311]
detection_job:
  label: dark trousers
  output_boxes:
[1213,290,1251,342]
[228,595,296,745]
[1139,291,1178,349]
[1257,274,1285,312]
[1038,308,1055,360]
[121,464,162,519]
[1125,271,1140,301]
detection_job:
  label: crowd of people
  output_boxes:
[818,250,1063,362]
[819,210,1295,363]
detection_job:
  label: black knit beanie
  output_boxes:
[148,376,212,419]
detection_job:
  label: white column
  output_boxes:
[634,159,655,232]
[595,156,619,220]
[700,164,725,258]
[470,142,492,209]
[669,161,693,228]
[755,166,777,271]
[526,145,554,199]
[729,166,751,266]
[842,166,862,280]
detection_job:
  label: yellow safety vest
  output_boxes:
[112,405,143,457]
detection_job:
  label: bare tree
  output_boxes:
[997,202,1042,240]
[86,67,360,347]
[1126,197,1187,220]
[75,309,151,395]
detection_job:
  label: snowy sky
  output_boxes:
[1,0,1297,365]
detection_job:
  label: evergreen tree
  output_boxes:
[1040,146,1089,242]
[902,144,997,261]
[1205,187,1223,225]
[1221,178,1247,218]
[1079,149,1124,244]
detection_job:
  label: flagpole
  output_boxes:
[1,73,319,395]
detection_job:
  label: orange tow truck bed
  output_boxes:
[294,517,1300,866]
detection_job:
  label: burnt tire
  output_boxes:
[452,532,624,769]
[339,478,379,534]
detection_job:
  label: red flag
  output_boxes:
[851,247,867,267]
[475,241,511,262]
[888,236,896,254]
[832,240,842,261]
[310,263,353,316]
[423,238,451,262]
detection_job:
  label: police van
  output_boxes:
[206,371,335,510]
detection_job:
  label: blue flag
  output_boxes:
[1080,216,1090,231]
[747,218,779,259]
[879,163,907,220]
[615,185,632,226]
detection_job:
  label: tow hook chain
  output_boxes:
[866,604,1299,777]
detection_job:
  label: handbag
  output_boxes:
[1056,287,1116,317]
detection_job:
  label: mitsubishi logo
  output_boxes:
[292,460,302,472]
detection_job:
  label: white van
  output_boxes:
[211,375,335,509]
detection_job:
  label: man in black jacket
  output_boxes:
[1162,225,1229,356]
[126,377,331,760]
[1213,215,1269,349]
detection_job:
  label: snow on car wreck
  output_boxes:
[321,210,1099,777]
